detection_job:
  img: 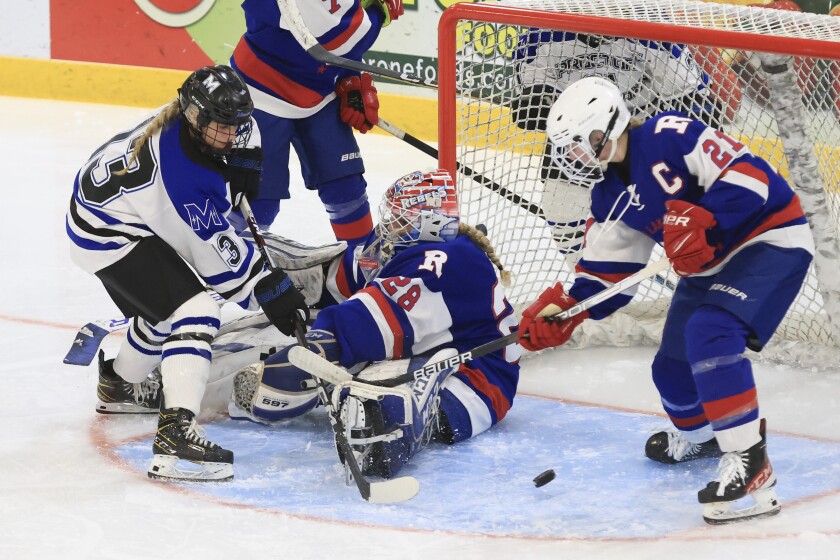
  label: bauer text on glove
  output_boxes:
[662,200,717,277]
[255,268,310,336]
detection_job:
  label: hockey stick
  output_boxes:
[63,317,131,366]
[277,0,436,88]
[377,118,546,218]
[240,198,419,503]
[289,256,672,389]
[376,118,677,291]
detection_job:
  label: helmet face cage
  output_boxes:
[546,76,630,184]
[179,65,255,156]
[378,169,460,252]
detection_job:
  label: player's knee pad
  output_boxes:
[684,306,750,365]
[339,349,457,478]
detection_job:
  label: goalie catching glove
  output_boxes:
[335,73,379,134]
[662,200,718,277]
[518,283,588,352]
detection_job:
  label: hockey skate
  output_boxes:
[148,407,233,482]
[645,429,722,464]
[698,419,781,524]
[96,351,161,414]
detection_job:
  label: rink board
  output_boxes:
[107,396,840,538]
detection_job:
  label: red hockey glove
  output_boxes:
[335,73,379,134]
[518,283,589,352]
[662,200,718,277]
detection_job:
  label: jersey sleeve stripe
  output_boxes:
[66,217,124,251]
[322,3,365,52]
[355,286,405,358]
[232,38,325,108]
[366,286,405,358]
[719,162,770,201]
[217,258,265,300]
[333,255,353,298]
[202,242,257,285]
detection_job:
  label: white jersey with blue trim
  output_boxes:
[514,31,708,116]
[66,111,268,309]
[570,112,814,319]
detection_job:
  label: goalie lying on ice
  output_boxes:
[229,169,522,478]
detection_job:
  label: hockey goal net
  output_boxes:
[438,0,840,365]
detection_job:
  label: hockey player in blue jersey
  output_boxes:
[517,77,814,524]
[66,66,310,482]
[229,169,521,479]
[229,0,403,246]
[510,30,730,257]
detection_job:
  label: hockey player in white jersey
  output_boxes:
[511,31,723,257]
[66,66,309,482]
[518,77,813,524]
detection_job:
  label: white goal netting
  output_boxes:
[438,0,840,365]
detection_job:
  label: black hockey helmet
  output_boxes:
[178,65,254,154]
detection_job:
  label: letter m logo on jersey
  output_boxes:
[184,200,223,231]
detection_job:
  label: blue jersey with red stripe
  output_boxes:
[314,235,522,406]
[231,0,384,116]
[571,111,814,319]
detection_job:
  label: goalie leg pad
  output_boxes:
[228,359,319,424]
[340,349,458,478]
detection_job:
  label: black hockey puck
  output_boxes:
[533,469,556,488]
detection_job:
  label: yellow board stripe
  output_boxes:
[0,55,439,141]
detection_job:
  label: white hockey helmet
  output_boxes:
[545,76,630,183]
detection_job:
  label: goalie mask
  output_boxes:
[179,65,254,156]
[358,169,460,282]
[545,76,630,183]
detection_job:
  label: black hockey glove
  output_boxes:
[227,147,263,207]
[254,268,310,337]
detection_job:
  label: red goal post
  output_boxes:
[437,0,840,365]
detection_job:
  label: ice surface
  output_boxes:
[1,97,838,559]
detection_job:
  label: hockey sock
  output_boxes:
[318,175,373,247]
[685,306,761,452]
[159,292,220,414]
[651,352,711,438]
[113,317,166,383]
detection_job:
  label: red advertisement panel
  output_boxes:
[50,0,212,69]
